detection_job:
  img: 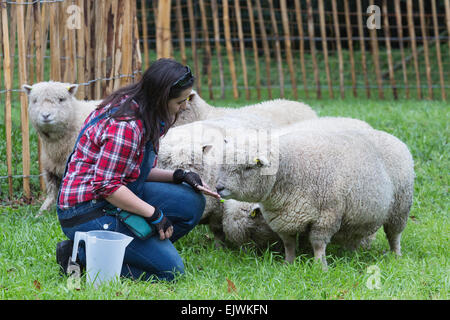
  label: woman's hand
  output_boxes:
[196,179,221,199]
[173,169,221,199]
[145,206,174,240]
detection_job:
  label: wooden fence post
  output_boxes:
[255,0,272,99]
[368,0,384,99]
[306,0,320,99]
[121,0,133,86]
[141,0,150,69]
[318,0,333,98]
[382,0,397,100]
[446,0,450,60]
[235,0,250,100]
[17,0,31,201]
[268,0,284,98]
[294,0,308,98]
[1,3,13,199]
[156,0,171,59]
[407,0,422,99]
[199,0,213,100]
[331,0,344,99]
[211,0,225,99]
[418,0,433,100]
[356,0,370,98]
[223,0,238,99]
[186,0,200,95]
[246,0,261,100]
[431,0,446,101]
[280,0,297,100]
[394,0,409,99]
[49,3,61,80]
[344,0,356,97]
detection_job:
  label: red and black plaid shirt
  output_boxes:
[58,97,158,209]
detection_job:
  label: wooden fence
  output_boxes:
[1,0,450,202]
[1,0,141,201]
[150,0,450,101]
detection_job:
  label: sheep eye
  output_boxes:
[32,99,37,104]
[59,97,66,102]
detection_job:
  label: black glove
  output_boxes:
[145,206,172,236]
[173,169,203,192]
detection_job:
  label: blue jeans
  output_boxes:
[61,182,205,282]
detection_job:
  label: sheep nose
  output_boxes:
[216,183,225,193]
[41,113,52,121]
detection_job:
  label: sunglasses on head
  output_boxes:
[172,66,193,88]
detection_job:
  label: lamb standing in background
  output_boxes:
[215,128,414,269]
[23,81,100,216]
[175,90,318,126]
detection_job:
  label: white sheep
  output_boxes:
[175,90,318,126]
[158,114,276,247]
[159,116,374,249]
[217,117,374,250]
[215,127,414,269]
[23,81,100,216]
[221,199,283,251]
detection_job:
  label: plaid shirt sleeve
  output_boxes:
[89,119,143,198]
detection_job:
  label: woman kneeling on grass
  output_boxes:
[56,58,220,282]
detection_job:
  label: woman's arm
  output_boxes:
[148,167,221,199]
[146,167,175,182]
[105,185,155,218]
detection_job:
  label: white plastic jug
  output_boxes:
[72,230,133,287]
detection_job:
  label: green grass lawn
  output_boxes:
[0,95,448,300]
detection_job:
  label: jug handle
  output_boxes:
[72,231,86,263]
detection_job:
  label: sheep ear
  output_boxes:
[202,143,213,155]
[22,84,33,95]
[253,156,269,167]
[67,84,78,96]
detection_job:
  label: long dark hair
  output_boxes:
[97,58,195,148]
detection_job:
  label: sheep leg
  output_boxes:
[383,224,402,256]
[308,209,342,271]
[310,239,328,271]
[36,172,59,217]
[279,233,297,263]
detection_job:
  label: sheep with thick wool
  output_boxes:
[23,81,100,216]
[222,199,283,251]
[175,90,318,126]
[160,116,373,249]
[219,117,374,250]
[215,126,414,269]
[158,114,277,247]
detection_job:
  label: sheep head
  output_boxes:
[174,89,210,126]
[23,81,79,141]
[213,132,279,203]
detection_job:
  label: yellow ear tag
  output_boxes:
[250,210,257,218]
[67,86,71,91]
[254,158,260,164]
